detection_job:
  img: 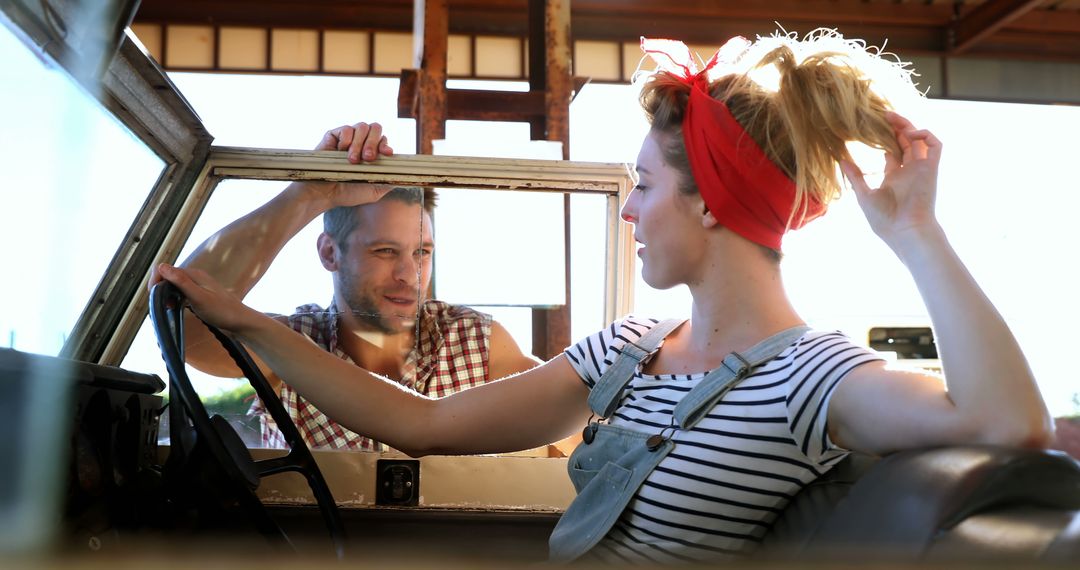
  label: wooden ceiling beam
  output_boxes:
[949,0,1045,54]
[1004,5,1080,34]
[136,0,413,28]
[569,0,954,27]
[953,28,1080,62]
[133,0,951,30]
[132,0,1080,61]
[573,15,948,53]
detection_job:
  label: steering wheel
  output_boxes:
[149,281,346,558]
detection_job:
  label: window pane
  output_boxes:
[121,179,334,446]
[177,179,336,315]
[569,192,613,342]
[121,175,612,448]
[433,187,566,307]
[0,24,164,356]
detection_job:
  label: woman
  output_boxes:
[153,31,1053,564]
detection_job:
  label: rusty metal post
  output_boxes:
[529,0,573,360]
[544,0,571,161]
[414,0,448,154]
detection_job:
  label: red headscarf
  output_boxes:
[641,37,825,250]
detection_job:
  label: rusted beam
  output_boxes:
[404,75,581,122]
[444,90,541,120]
[397,69,420,118]
[545,0,571,158]
[529,0,553,360]
[550,0,573,362]
[949,0,1045,54]
[414,0,448,154]
[400,74,547,120]
[527,0,573,361]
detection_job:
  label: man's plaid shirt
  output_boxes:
[251,299,492,451]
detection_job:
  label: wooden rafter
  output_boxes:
[132,0,1080,61]
[949,0,1046,54]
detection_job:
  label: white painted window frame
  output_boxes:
[105,147,637,362]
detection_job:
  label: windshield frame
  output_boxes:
[1,4,215,363]
[60,35,214,364]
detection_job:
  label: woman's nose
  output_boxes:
[620,199,637,224]
[620,187,639,223]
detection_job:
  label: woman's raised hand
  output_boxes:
[840,112,943,248]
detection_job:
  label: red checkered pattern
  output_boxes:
[250,300,492,451]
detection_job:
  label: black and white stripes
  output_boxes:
[564,315,882,564]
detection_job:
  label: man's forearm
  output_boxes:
[182,182,331,298]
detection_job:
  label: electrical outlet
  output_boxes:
[376,459,420,506]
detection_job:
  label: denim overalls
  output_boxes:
[548,319,811,562]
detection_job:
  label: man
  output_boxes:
[180,121,540,450]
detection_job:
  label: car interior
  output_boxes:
[2,0,1079,566]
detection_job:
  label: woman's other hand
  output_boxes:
[841,112,943,248]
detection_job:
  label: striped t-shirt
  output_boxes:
[562,315,882,564]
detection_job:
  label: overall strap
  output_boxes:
[673,325,811,430]
[587,318,686,418]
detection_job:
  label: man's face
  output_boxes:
[334,199,434,334]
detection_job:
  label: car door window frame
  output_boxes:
[102,147,636,364]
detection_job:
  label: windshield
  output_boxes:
[0,24,164,357]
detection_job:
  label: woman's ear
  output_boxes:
[317,233,340,271]
[702,207,720,229]
[683,191,718,229]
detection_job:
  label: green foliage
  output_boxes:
[203,383,258,417]
[159,383,257,416]
[158,383,262,446]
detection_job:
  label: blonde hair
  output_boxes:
[638,30,918,230]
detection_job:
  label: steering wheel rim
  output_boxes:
[149,281,347,559]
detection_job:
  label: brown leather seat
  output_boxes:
[761,446,1080,562]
